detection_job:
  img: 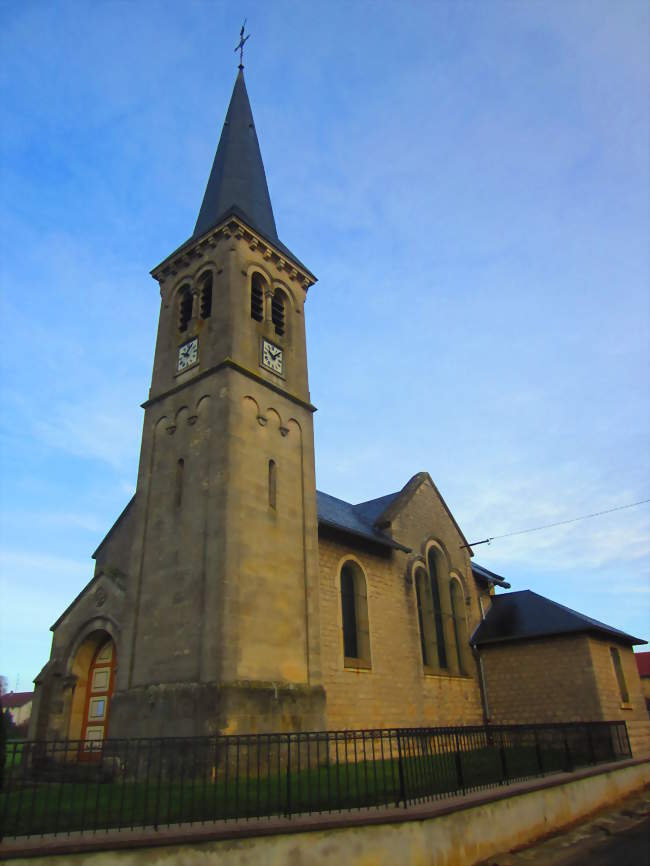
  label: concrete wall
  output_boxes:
[4,760,648,866]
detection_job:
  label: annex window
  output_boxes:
[610,647,630,704]
[427,549,448,670]
[271,289,285,336]
[268,459,277,509]
[178,285,193,333]
[340,561,370,667]
[251,273,265,322]
[450,578,468,675]
[199,272,212,319]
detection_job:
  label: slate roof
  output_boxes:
[316,490,410,552]
[635,651,650,678]
[471,562,511,589]
[471,590,646,648]
[1,691,33,710]
[188,69,309,275]
[354,492,401,525]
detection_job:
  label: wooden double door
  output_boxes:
[81,639,116,749]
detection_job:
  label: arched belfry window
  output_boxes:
[450,578,468,675]
[427,549,448,670]
[200,272,212,319]
[271,290,285,336]
[340,561,371,667]
[251,273,265,322]
[178,285,193,333]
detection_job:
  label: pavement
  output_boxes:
[478,786,650,866]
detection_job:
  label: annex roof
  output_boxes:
[471,590,646,648]
[635,651,650,678]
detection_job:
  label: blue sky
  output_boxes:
[1,1,648,691]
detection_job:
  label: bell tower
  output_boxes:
[109,68,325,737]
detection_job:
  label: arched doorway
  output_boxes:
[74,638,117,751]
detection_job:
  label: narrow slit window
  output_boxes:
[175,458,184,508]
[271,290,285,336]
[251,273,264,322]
[427,550,448,670]
[610,647,630,703]
[268,459,277,509]
[178,286,192,333]
[200,273,212,319]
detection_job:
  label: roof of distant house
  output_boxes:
[635,651,650,678]
[471,590,646,648]
[1,691,33,710]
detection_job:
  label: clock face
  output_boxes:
[177,338,198,373]
[261,339,284,376]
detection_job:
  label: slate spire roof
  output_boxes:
[190,68,310,275]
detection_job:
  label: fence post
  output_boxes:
[396,732,407,808]
[286,734,292,817]
[454,732,464,792]
[534,728,544,774]
[587,725,596,765]
[563,727,573,772]
[498,732,508,784]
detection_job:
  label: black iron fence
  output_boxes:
[1,721,631,839]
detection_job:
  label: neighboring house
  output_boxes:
[1,691,33,731]
[634,651,650,716]
[28,66,649,754]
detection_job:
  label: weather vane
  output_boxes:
[235,20,250,69]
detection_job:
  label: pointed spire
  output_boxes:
[193,70,278,243]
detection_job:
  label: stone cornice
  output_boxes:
[150,217,316,291]
[141,357,317,414]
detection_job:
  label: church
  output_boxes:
[28,65,650,755]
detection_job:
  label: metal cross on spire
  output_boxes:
[235,20,250,69]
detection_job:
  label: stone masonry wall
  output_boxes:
[318,531,485,731]
[479,635,602,725]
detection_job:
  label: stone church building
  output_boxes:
[29,69,649,754]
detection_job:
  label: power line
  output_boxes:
[462,498,650,549]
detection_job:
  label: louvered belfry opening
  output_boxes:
[200,273,212,319]
[251,273,264,321]
[178,286,193,332]
[271,290,285,336]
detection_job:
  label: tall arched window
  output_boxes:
[178,285,193,333]
[340,561,370,667]
[450,578,468,675]
[271,290,285,336]
[268,459,277,509]
[199,272,212,319]
[427,549,448,670]
[251,273,265,322]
